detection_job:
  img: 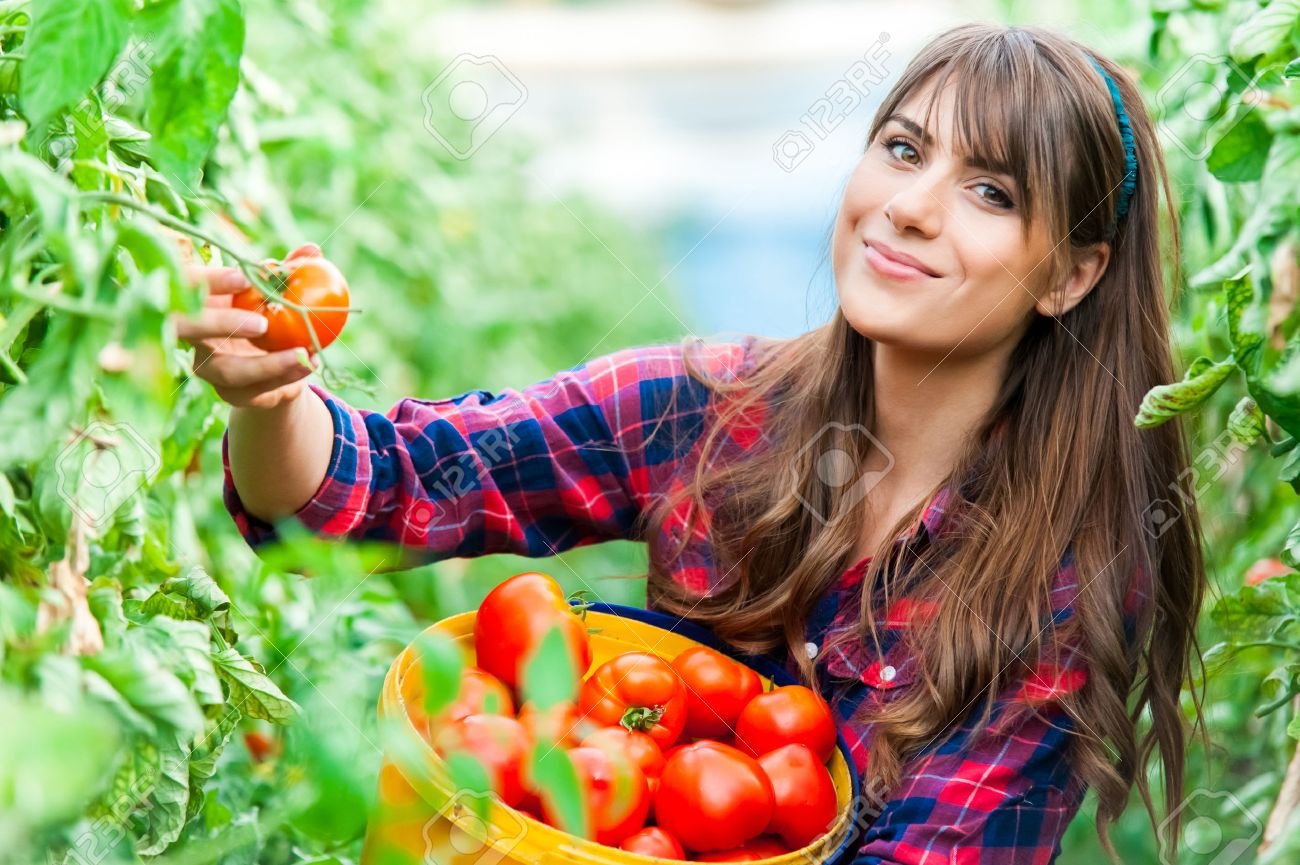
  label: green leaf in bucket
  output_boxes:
[444,750,493,824]
[520,623,577,710]
[415,631,465,719]
[530,741,586,839]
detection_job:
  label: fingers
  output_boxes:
[172,308,268,344]
[193,344,318,393]
[187,264,253,295]
[285,242,322,261]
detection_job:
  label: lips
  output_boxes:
[862,239,941,279]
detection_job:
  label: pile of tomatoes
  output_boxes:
[409,572,842,862]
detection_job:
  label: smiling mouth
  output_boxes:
[862,241,941,281]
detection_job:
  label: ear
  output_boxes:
[1035,242,1111,318]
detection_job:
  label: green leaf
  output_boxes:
[1285,58,1300,80]
[134,738,190,855]
[85,639,206,737]
[520,623,578,710]
[1207,111,1273,183]
[443,751,493,824]
[211,647,299,723]
[1229,0,1300,63]
[529,742,586,839]
[415,631,465,720]
[1228,396,1267,445]
[18,0,132,126]
[140,617,225,706]
[0,686,120,829]
[1212,570,1300,641]
[1225,266,1265,367]
[1135,356,1236,428]
[139,0,245,189]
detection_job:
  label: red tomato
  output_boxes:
[579,652,687,748]
[646,774,659,822]
[670,646,763,739]
[408,666,514,743]
[693,836,791,861]
[620,826,686,859]
[581,726,666,779]
[431,714,530,807]
[541,746,649,846]
[757,744,838,849]
[243,730,276,763]
[474,572,593,691]
[655,741,774,852]
[735,685,836,762]
[231,257,349,352]
[1245,557,1290,586]
[518,700,592,747]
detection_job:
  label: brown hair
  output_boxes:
[635,22,1207,863]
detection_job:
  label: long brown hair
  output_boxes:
[635,22,1207,863]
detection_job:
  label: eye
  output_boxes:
[881,136,920,165]
[975,182,1015,210]
[880,135,1018,212]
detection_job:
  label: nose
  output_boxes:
[883,167,944,238]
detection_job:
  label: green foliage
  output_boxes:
[0,0,677,861]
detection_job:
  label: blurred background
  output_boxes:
[3,0,1297,862]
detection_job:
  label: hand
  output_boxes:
[173,242,323,409]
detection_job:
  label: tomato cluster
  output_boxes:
[414,572,843,861]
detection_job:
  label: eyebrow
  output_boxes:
[884,113,1016,180]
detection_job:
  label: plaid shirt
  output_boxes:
[223,335,1148,864]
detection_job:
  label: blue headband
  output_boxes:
[1085,55,1137,238]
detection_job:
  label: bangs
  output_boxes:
[873,27,1094,279]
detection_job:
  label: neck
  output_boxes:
[867,341,1009,495]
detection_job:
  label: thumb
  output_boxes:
[285,242,322,261]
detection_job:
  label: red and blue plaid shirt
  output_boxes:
[223,334,1148,864]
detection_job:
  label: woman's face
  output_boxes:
[832,80,1107,361]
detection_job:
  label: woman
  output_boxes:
[180,22,1205,865]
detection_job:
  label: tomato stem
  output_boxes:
[620,706,665,732]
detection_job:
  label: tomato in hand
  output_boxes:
[473,571,593,691]
[670,645,763,739]
[757,744,838,849]
[578,651,686,748]
[620,826,686,859]
[693,836,791,861]
[735,685,837,762]
[431,714,530,807]
[231,256,349,352]
[541,745,649,846]
[654,740,774,852]
[581,726,665,779]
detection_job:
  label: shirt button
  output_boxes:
[804,641,819,659]
[880,665,897,682]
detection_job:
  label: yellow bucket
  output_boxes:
[361,602,865,865]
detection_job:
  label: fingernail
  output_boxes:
[293,348,314,371]
[244,314,268,334]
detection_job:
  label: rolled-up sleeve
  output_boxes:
[221,337,756,561]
